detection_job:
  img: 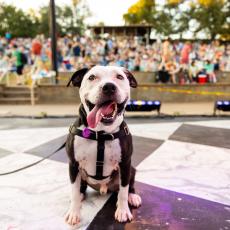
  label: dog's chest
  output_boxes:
[73,136,121,177]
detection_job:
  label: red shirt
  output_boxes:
[32,41,42,55]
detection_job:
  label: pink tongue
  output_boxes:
[87,102,115,128]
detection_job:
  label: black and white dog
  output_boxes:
[65,66,141,226]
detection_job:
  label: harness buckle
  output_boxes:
[124,126,130,135]
[95,131,98,140]
[108,133,114,140]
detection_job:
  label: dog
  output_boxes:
[65,66,142,226]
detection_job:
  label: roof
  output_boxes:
[88,25,153,29]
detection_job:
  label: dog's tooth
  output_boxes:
[114,105,118,114]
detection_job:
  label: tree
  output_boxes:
[37,6,50,37]
[0,1,90,38]
[123,0,155,24]
[123,0,230,40]
[0,3,39,37]
[188,0,230,39]
[152,2,189,37]
[37,1,90,37]
[123,0,187,37]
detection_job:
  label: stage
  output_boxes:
[0,117,229,229]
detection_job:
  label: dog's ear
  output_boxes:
[78,104,88,126]
[123,69,138,88]
[67,68,89,87]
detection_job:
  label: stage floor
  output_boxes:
[0,117,230,230]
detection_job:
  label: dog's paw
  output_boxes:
[65,208,81,226]
[115,206,133,222]
[128,193,142,207]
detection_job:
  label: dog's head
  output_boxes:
[67,66,137,130]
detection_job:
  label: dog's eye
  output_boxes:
[116,74,124,80]
[88,75,96,81]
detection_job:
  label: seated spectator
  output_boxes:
[157,60,170,83]
[204,60,216,83]
[177,65,190,84]
[189,60,199,83]
[166,60,179,83]
[133,56,141,71]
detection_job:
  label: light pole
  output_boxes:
[50,0,58,84]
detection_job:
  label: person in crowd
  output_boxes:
[189,60,199,83]
[12,44,25,84]
[157,58,170,83]
[204,60,216,83]
[72,39,81,61]
[177,64,190,84]
[180,42,192,65]
[166,60,179,84]
[0,35,229,85]
[31,37,42,62]
[0,52,9,80]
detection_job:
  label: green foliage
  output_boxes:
[56,4,88,36]
[38,4,89,37]
[123,0,230,39]
[152,3,187,37]
[123,0,155,24]
[0,4,39,37]
[38,6,50,37]
[123,0,188,36]
[0,1,90,38]
[188,0,229,39]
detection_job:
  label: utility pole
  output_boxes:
[50,0,58,84]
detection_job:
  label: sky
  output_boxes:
[2,0,139,25]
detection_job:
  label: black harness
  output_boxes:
[69,122,130,180]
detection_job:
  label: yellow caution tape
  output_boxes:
[156,87,230,96]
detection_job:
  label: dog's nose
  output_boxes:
[102,83,117,95]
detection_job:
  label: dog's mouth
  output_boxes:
[85,99,127,128]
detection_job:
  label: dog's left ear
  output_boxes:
[67,68,89,87]
[123,69,138,88]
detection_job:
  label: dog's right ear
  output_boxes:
[67,68,89,87]
[123,69,138,88]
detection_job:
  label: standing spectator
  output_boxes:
[0,52,9,81]
[32,39,42,55]
[180,42,191,65]
[32,37,42,58]
[5,32,11,43]
[12,44,25,84]
[72,40,81,61]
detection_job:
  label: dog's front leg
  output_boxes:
[115,160,133,222]
[65,162,82,225]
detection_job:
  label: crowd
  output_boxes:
[0,35,229,85]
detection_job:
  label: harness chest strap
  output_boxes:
[69,122,130,180]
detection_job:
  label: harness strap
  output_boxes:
[94,137,106,180]
[69,125,130,141]
[69,122,130,180]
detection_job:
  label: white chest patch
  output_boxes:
[73,136,121,183]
